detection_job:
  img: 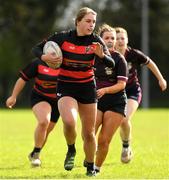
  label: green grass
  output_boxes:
[0,109,169,179]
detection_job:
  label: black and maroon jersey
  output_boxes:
[125,47,150,88]
[19,59,59,99]
[94,51,128,92]
[32,29,115,83]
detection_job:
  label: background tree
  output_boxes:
[0,0,69,107]
[0,0,168,107]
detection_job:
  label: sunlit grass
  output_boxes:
[0,109,169,179]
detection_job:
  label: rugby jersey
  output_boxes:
[32,29,115,83]
[124,47,150,89]
[95,51,128,92]
[19,59,59,99]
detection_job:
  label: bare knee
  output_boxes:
[83,131,95,142]
[38,119,50,129]
[121,117,131,130]
[98,137,109,150]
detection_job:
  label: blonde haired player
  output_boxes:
[32,7,115,176]
[115,27,167,163]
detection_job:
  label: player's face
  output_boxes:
[102,31,116,52]
[76,13,96,36]
[115,32,128,50]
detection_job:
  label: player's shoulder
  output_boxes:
[92,32,102,41]
[56,29,76,37]
[128,46,144,56]
[112,50,125,59]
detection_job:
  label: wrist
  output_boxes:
[104,87,109,94]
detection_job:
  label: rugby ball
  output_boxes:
[43,41,62,69]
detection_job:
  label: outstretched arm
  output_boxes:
[147,59,167,91]
[6,78,26,108]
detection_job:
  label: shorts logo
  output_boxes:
[57,93,62,97]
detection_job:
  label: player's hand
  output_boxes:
[159,78,167,91]
[97,88,107,99]
[6,96,16,109]
[92,42,104,58]
[41,53,62,64]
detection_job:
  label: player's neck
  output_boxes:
[117,48,126,56]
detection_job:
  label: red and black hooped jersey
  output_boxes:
[32,29,114,83]
[124,47,150,88]
[95,51,128,91]
[19,59,59,99]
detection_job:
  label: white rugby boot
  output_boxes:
[28,152,41,167]
[121,146,133,163]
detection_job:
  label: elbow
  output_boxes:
[104,54,115,67]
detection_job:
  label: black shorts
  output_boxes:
[56,81,97,104]
[97,92,127,116]
[31,91,59,123]
[126,84,142,104]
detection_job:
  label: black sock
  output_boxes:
[122,140,129,148]
[86,162,94,171]
[31,147,41,156]
[68,144,76,153]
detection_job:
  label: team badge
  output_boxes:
[105,67,113,75]
[85,46,94,54]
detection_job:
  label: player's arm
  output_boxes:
[134,49,167,91]
[32,33,62,64]
[146,59,167,91]
[93,36,115,67]
[97,54,128,99]
[97,80,126,99]
[41,52,62,64]
[32,41,60,64]
[6,78,26,108]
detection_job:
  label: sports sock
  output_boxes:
[122,140,129,148]
[31,147,41,156]
[86,162,94,171]
[94,165,100,171]
[68,144,76,153]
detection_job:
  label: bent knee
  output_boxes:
[38,119,50,128]
[121,119,131,129]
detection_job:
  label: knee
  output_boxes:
[121,118,131,129]
[83,131,95,142]
[38,119,49,129]
[98,138,109,149]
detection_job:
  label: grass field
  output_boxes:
[0,109,169,179]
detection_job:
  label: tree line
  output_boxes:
[0,0,168,107]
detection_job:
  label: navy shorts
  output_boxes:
[31,91,59,123]
[126,84,142,104]
[97,92,127,116]
[57,81,97,104]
